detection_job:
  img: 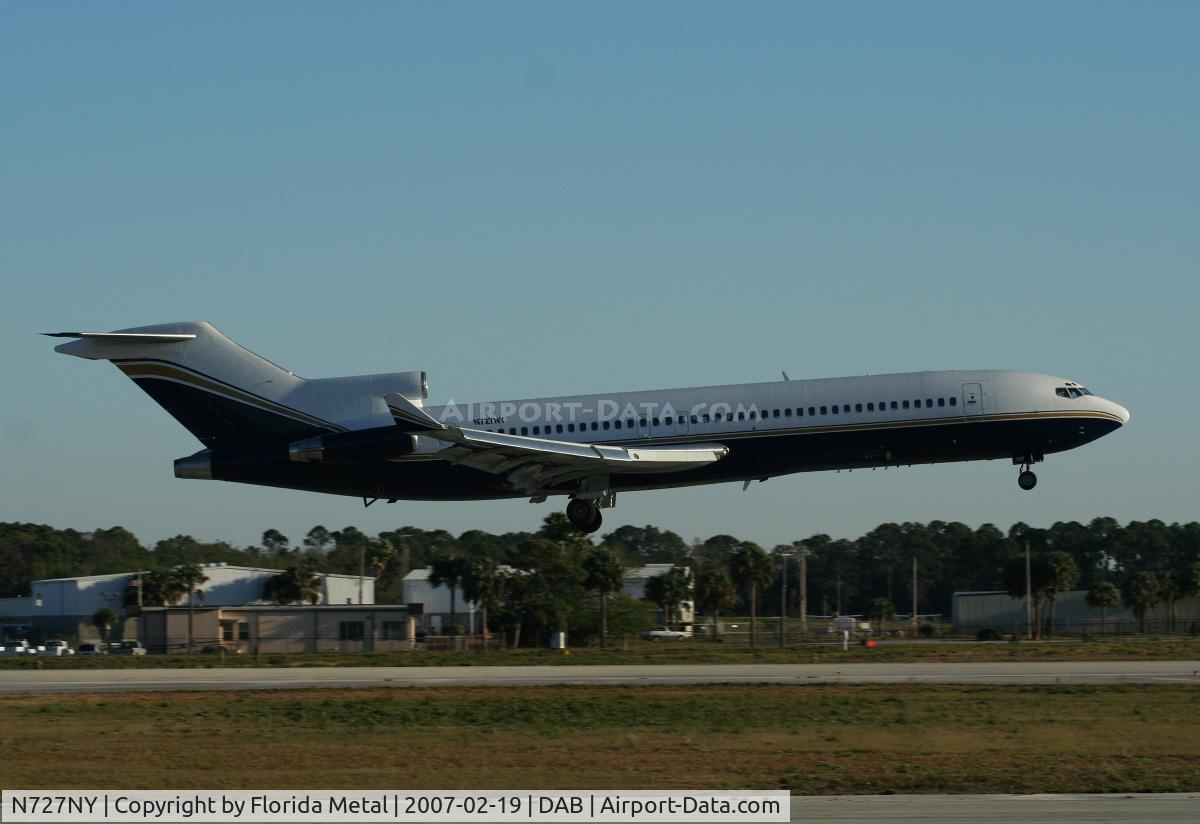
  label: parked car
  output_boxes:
[77,642,103,655]
[111,641,147,656]
[0,640,31,655]
[39,640,75,656]
[642,628,689,641]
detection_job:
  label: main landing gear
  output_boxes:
[566,497,603,533]
[1013,451,1044,491]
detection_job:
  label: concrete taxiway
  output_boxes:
[1,660,1198,694]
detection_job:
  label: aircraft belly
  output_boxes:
[208,415,1119,500]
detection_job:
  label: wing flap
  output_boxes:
[420,424,728,494]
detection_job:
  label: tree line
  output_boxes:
[2,516,1198,641]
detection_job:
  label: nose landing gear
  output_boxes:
[1013,451,1044,491]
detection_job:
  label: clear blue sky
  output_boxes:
[2,3,1196,550]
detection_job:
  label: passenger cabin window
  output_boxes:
[556,424,564,433]
[808,407,815,416]
[603,421,611,430]
[831,405,839,415]
[867,403,874,411]
[843,404,850,413]
[938,398,945,407]
[738,412,745,421]
[567,423,575,433]
[820,406,827,415]
[902,400,910,409]
[856,403,863,412]
[785,408,792,417]
[949,397,957,406]
[653,417,661,426]
[521,427,529,435]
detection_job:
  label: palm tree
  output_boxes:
[170,563,208,653]
[92,608,117,651]
[1121,571,1162,633]
[263,564,322,605]
[729,543,774,647]
[644,566,691,629]
[1086,581,1120,635]
[429,555,471,627]
[1166,563,1200,632]
[461,557,506,651]
[583,548,626,648]
[1042,551,1079,638]
[696,566,736,642]
[869,597,896,633]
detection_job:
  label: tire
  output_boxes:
[583,508,603,534]
[566,498,593,527]
[1017,470,1038,491]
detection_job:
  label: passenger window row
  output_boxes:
[482,395,960,435]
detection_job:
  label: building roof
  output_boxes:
[34,565,372,585]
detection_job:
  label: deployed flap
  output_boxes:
[419,424,729,494]
[383,392,446,432]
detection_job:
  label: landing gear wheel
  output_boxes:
[566,498,599,531]
[583,508,603,534]
[1017,470,1038,491]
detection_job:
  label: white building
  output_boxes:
[28,564,374,641]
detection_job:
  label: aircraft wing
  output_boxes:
[383,393,729,494]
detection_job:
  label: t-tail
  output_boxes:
[47,322,429,453]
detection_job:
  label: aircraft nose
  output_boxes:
[1104,399,1131,425]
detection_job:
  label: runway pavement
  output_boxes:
[1,660,1198,693]
[786,793,1200,823]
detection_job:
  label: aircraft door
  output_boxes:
[673,407,690,436]
[962,383,983,416]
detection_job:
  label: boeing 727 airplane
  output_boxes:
[49,322,1130,533]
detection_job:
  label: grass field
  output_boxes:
[3,637,1200,669]
[2,683,1197,793]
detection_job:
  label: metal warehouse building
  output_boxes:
[953,590,1200,636]
[24,563,375,643]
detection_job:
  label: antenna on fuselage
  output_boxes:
[781,371,790,381]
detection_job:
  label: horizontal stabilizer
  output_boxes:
[383,392,445,432]
[42,331,197,343]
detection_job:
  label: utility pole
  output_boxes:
[800,547,808,639]
[358,542,365,605]
[778,552,788,647]
[1025,539,1033,640]
[911,555,918,633]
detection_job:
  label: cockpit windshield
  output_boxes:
[1055,386,1093,399]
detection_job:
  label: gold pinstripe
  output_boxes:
[430,410,1122,448]
[117,361,339,431]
